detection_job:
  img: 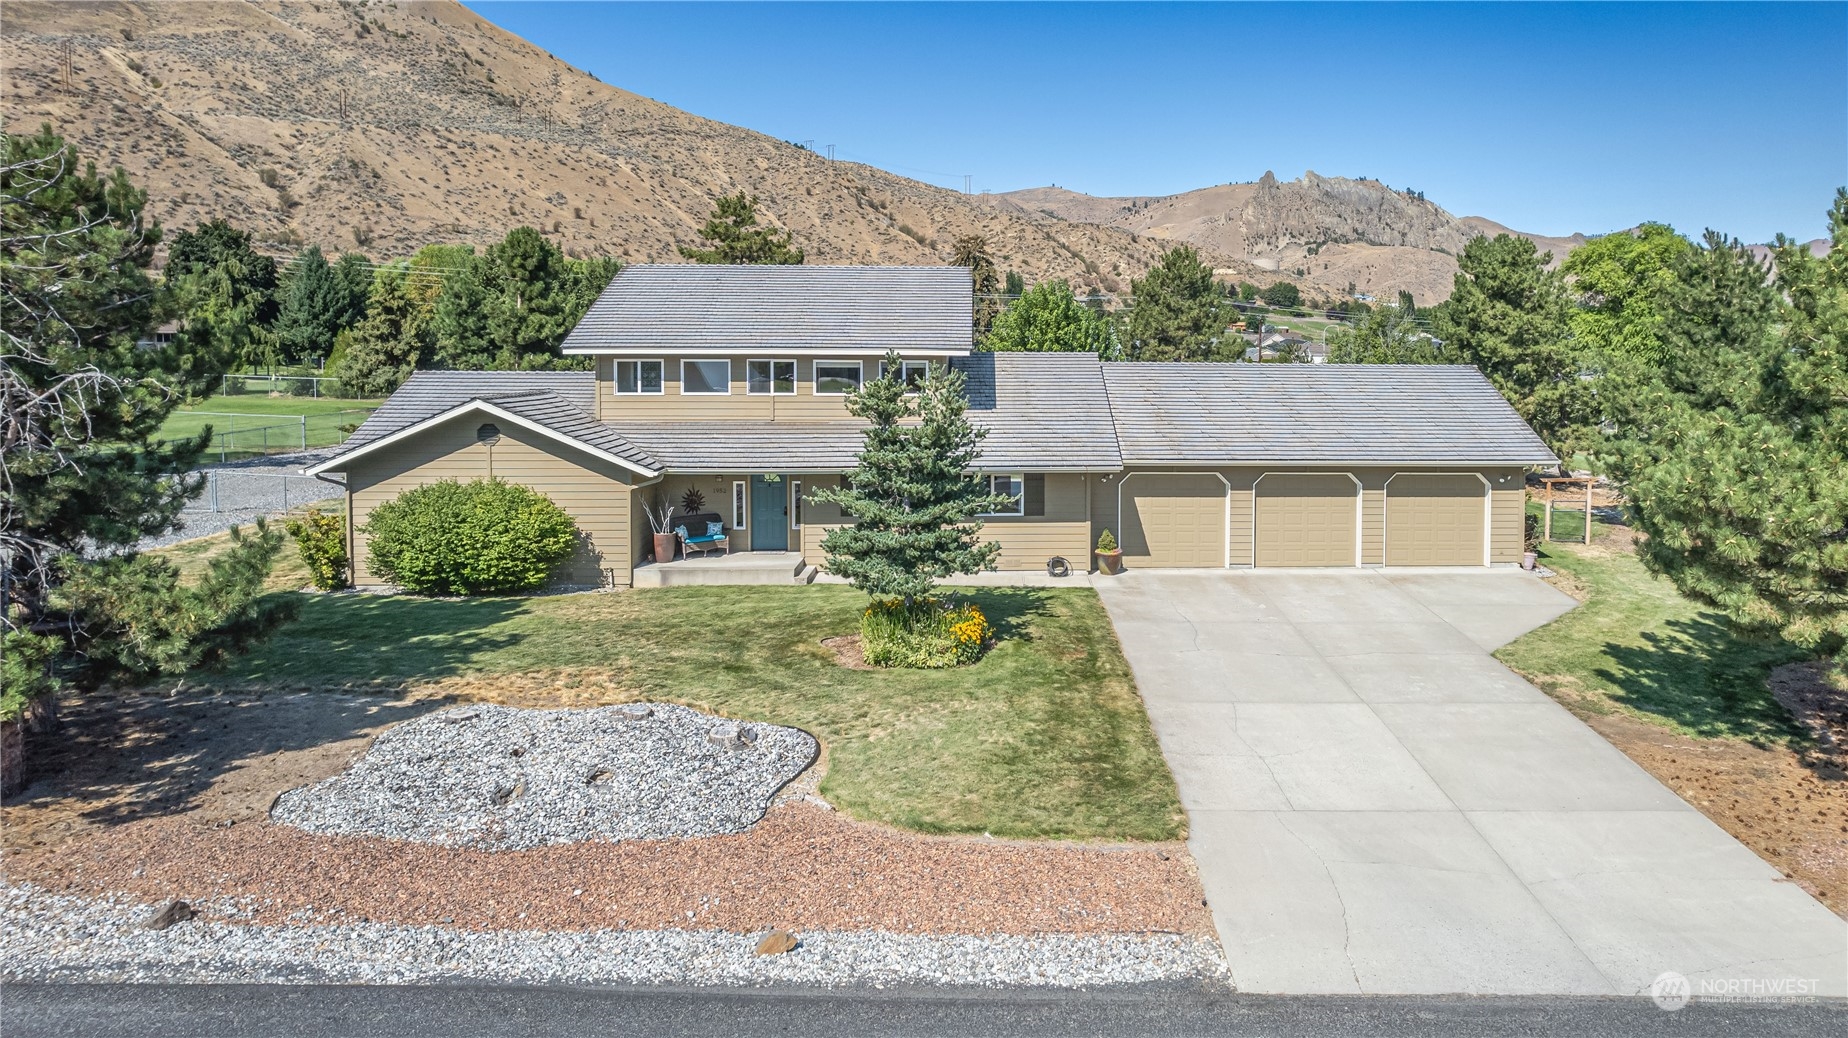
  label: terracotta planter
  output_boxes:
[1095,549,1124,575]
[653,532,678,563]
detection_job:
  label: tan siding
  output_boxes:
[345,415,637,588]
[1489,468,1526,563]
[597,356,935,421]
[974,473,1091,570]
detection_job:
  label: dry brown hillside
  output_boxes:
[1005,172,1591,304]
[3,0,1270,294]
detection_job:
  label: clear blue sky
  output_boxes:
[466,2,1846,241]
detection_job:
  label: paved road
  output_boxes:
[5,982,1843,1038]
[1095,569,1848,997]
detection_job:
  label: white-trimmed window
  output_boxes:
[732,480,747,529]
[792,480,803,529]
[880,359,930,391]
[613,359,664,395]
[747,359,797,395]
[984,474,1024,515]
[681,359,732,395]
[814,360,863,395]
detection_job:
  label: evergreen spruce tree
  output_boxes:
[1603,192,1848,669]
[274,247,359,365]
[1434,234,1589,460]
[1124,246,1228,361]
[332,263,426,396]
[677,193,804,265]
[430,228,606,371]
[812,353,1015,603]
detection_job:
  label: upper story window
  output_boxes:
[747,359,797,395]
[815,360,864,396]
[681,359,732,395]
[880,359,930,391]
[613,359,664,395]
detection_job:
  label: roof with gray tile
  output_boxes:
[952,353,1121,471]
[1100,363,1558,465]
[560,265,974,355]
[604,421,865,473]
[327,371,658,473]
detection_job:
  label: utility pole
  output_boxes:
[963,174,972,194]
[825,144,834,160]
[60,38,74,92]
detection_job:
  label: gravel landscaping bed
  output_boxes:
[0,884,1229,990]
[272,704,818,850]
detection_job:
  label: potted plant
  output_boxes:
[1094,528,1123,575]
[644,494,678,563]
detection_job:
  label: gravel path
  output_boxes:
[272,705,819,850]
[140,449,343,551]
[0,884,1229,990]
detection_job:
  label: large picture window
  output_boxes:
[815,360,863,395]
[747,359,797,395]
[984,474,1024,516]
[681,359,732,395]
[613,359,664,394]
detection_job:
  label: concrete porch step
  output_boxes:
[633,552,811,588]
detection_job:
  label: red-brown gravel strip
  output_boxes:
[7,803,1211,936]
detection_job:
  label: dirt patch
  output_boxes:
[3,690,1209,937]
[1573,703,1847,917]
[822,635,874,671]
[1771,661,1848,756]
[2,690,443,857]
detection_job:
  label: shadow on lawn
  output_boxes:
[211,591,531,686]
[959,587,1055,645]
[1594,611,1806,744]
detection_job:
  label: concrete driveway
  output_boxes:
[1097,570,1848,996]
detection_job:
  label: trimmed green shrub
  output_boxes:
[286,507,350,590]
[363,479,579,595]
[860,597,991,669]
[1095,528,1118,553]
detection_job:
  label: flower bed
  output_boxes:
[860,597,992,669]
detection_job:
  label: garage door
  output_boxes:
[1255,474,1358,567]
[1386,474,1486,566]
[1121,473,1226,568]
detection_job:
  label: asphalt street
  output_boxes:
[3,983,1842,1038]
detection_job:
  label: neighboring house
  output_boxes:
[305,265,1555,587]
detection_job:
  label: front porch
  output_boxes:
[631,551,819,588]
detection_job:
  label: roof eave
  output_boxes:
[305,398,660,479]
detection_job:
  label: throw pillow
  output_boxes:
[706,521,724,539]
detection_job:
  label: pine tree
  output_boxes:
[812,353,1015,602]
[1434,234,1589,460]
[1124,246,1228,361]
[1,127,291,723]
[1603,193,1848,668]
[677,193,804,265]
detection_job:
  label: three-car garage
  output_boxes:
[1106,467,1508,569]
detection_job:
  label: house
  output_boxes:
[305,265,1555,586]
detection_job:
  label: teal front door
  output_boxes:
[749,475,788,551]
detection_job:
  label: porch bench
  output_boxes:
[673,512,730,558]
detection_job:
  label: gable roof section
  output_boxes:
[952,352,1122,471]
[1101,363,1558,466]
[305,371,658,477]
[604,421,864,473]
[561,265,975,355]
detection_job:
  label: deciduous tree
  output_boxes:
[1327,304,1450,364]
[1560,222,1692,364]
[981,279,1116,354]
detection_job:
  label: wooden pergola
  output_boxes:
[1536,476,1596,545]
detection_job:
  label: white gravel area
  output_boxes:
[141,449,344,551]
[0,884,1229,990]
[271,704,820,850]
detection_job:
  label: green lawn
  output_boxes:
[154,537,1184,842]
[157,396,381,457]
[1495,537,1805,744]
